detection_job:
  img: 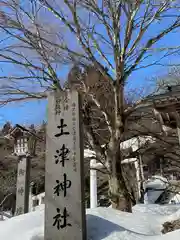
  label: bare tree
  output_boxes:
[0,0,180,211]
[156,66,180,92]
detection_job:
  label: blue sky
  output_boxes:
[0,99,47,127]
[0,4,180,128]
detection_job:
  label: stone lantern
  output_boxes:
[5,124,37,215]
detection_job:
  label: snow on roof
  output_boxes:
[145,176,168,190]
[84,136,155,158]
[84,149,96,158]
[120,136,155,151]
[1,204,180,240]
[121,158,137,164]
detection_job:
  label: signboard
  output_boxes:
[15,156,30,215]
[45,90,86,240]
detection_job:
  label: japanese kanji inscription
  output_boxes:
[45,90,86,240]
[15,156,30,215]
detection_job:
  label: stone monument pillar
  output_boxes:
[45,90,86,240]
[15,155,31,215]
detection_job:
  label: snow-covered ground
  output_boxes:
[0,204,180,240]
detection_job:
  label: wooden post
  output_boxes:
[177,127,180,145]
[45,90,86,240]
[90,159,97,208]
[174,112,180,145]
[15,155,30,215]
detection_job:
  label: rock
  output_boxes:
[162,219,180,234]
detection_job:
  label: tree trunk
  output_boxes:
[108,73,132,212]
[109,176,132,212]
[107,151,132,213]
[111,195,132,212]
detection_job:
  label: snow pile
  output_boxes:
[145,176,168,190]
[0,211,12,221]
[144,176,169,204]
[0,209,44,240]
[133,204,180,216]
[144,176,180,204]
[0,204,180,240]
[169,193,180,204]
[166,209,180,222]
